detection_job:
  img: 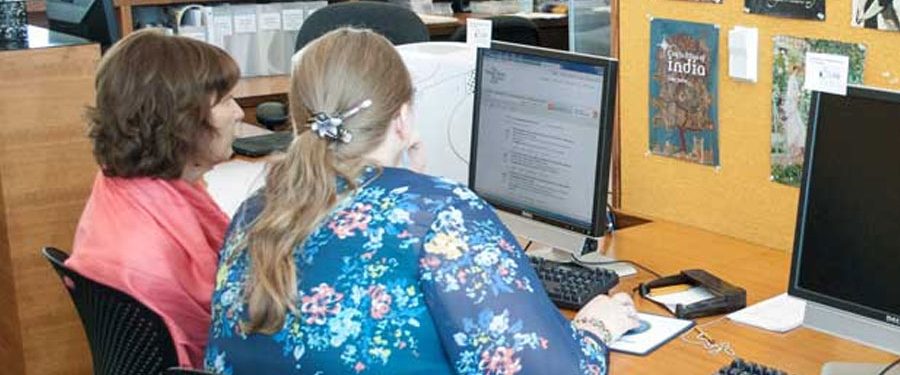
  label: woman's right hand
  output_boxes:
[573,292,641,343]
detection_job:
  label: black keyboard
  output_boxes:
[528,256,619,310]
[714,359,789,375]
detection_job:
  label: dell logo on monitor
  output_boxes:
[887,315,900,326]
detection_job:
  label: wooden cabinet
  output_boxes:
[0,27,100,375]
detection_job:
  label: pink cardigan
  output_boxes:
[66,173,229,368]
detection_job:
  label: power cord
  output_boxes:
[678,315,737,359]
[605,203,616,234]
[879,358,900,375]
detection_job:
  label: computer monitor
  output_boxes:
[46,0,120,49]
[788,85,900,356]
[396,42,476,185]
[468,41,628,272]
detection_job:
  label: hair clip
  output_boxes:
[307,99,372,144]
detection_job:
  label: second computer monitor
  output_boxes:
[469,42,617,255]
[788,85,900,354]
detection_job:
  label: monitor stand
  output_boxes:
[804,301,900,356]
[821,362,899,375]
[528,243,637,277]
[495,211,638,277]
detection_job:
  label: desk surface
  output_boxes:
[582,220,895,374]
[210,149,897,373]
[234,75,290,102]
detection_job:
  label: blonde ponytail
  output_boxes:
[243,28,413,333]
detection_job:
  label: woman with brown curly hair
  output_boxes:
[66,29,244,368]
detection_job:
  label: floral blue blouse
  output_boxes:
[205,167,608,375]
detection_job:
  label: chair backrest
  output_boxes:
[449,16,540,46]
[42,247,179,375]
[294,1,430,51]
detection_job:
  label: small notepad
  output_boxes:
[727,293,806,333]
[607,313,694,356]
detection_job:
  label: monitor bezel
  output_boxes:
[468,41,618,237]
[788,84,900,329]
[46,0,120,49]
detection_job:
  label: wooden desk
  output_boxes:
[569,220,896,374]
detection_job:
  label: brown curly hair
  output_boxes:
[87,29,240,178]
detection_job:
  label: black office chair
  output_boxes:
[42,247,180,375]
[255,1,430,129]
[294,1,429,50]
[449,16,540,46]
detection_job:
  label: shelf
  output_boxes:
[114,0,230,7]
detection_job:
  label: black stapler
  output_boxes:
[638,269,746,319]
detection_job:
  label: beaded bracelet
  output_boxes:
[573,317,614,344]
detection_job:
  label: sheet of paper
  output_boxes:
[804,52,850,96]
[179,31,206,42]
[204,160,267,218]
[728,26,758,82]
[513,12,567,19]
[467,18,493,48]
[645,286,716,314]
[608,313,695,355]
[213,16,233,37]
[235,122,273,138]
[727,293,806,333]
[417,13,459,25]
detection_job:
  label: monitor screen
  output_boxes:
[790,86,900,326]
[469,42,617,237]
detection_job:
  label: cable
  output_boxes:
[679,318,738,359]
[569,254,663,279]
[879,358,900,375]
[605,203,616,233]
[446,94,471,165]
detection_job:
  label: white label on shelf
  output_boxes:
[259,12,282,31]
[233,13,258,34]
[282,9,304,31]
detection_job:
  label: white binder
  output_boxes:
[228,4,260,76]
[256,3,287,75]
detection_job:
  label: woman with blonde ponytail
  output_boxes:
[206,28,635,375]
